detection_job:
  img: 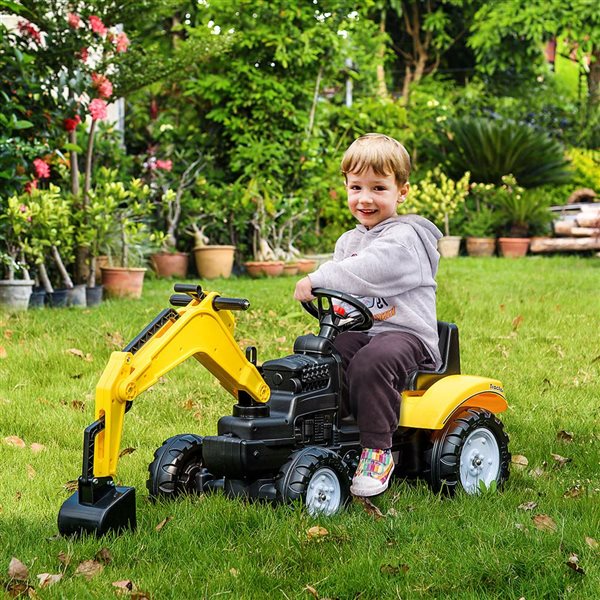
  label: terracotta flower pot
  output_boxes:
[466,237,496,257]
[151,252,189,278]
[244,261,284,278]
[296,258,317,273]
[193,245,235,279]
[283,263,299,276]
[437,236,462,258]
[101,266,147,299]
[498,237,529,258]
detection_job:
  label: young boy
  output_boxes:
[294,133,442,497]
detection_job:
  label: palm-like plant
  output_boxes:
[437,117,572,188]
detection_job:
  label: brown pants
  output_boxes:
[334,331,435,449]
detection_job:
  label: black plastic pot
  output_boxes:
[85,285,103,307]
[28,287,46,309]
[47,288,68,308]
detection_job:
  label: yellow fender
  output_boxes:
[400,375,507,430]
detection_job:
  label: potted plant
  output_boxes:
[0,195,34,311]
[97,177,153,298]
[149,156,205,278]
[241,177,311,277]
[401,168,470,258]
[463,183,502,257]
[494,175,553,257]
[20,186,81,308]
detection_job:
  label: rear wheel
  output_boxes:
[428,408,510,495]
[276,447,350,516]
[147,433,206,500]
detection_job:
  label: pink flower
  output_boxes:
[156,159,173,172]
[17,20,41,44]
[67,12,82,28]
[89,98,108,121]
[79,47,89,63]
[91,73,113,99]
[89,15,107,36]
[115,32,130,53]
[63,115,81,132]
[24,179,38,194]
[33,158,50,179]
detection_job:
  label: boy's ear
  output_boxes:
[397,182,410,203]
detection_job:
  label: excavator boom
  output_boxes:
[58,285,269,536]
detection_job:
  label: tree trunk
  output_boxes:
[38,263,54,293]
[589,47,600,106]
[376,9,388,98]
[51,245,74,288]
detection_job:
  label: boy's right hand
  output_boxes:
[294,276,314,302]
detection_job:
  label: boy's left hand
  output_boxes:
[294,276,314,302]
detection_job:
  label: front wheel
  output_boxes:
[276,447,351,516]
[147,433,207,500]
[428,408,510,495]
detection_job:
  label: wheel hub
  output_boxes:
[459,427,500,494]
[306,467,342,516]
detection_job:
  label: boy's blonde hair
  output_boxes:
[341,133,411,186]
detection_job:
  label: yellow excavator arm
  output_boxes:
[92,288,270,478]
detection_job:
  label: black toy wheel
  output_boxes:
[301,288,373,333]
[428,408,510,495]
[276,447,351,516]
[147,433,206,500]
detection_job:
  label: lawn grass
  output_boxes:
[0,256,599,599]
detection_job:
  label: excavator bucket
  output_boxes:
[58,481,136,537]
[57,418,137,536]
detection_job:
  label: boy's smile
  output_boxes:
[346,167,409,229]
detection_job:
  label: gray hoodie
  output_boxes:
[308,215,442,368]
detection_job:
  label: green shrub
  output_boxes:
[437,117,572,187]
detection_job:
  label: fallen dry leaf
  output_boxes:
[37,573,62,588]
[532,514,557,532]
[63,480,78,492]
[511,315,524,331]
[155,516,172,532]
[95,547,113,564]
[3,436,26,448]
[113,580,135,593]
[354,496,385,519]
[57,551,71,567]
[585,536,598,550]
[71,399,85,411]
[511,454,529,468]
[4,582,34,597]
[0,346,7,359]
[229,568,239,577]
[557,430,574,443]
[30,443,45,453]
[380,563,410,576]
[8,557,29,580]
[563,485,584,499]
[74,559,103,580]
[3,329,13,339]
[530,463,546,478]
[306,526,329,540]
[304,585,319,599]
[66,348,84,358]
[551,453,572,468]
[26,464,36,480]
[119,447,136,458]
[105,331,125,349]
[518,501,538,511]
[566,553,585,575]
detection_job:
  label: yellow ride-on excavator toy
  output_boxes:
[58,284,510,536]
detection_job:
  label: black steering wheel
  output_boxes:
[301,288,373,333]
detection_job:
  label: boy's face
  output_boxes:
[346,167,409,229]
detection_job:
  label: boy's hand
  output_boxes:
[294,276,314,302]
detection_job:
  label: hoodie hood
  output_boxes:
[358,215,442,275]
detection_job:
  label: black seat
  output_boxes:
[406,322,460,391]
